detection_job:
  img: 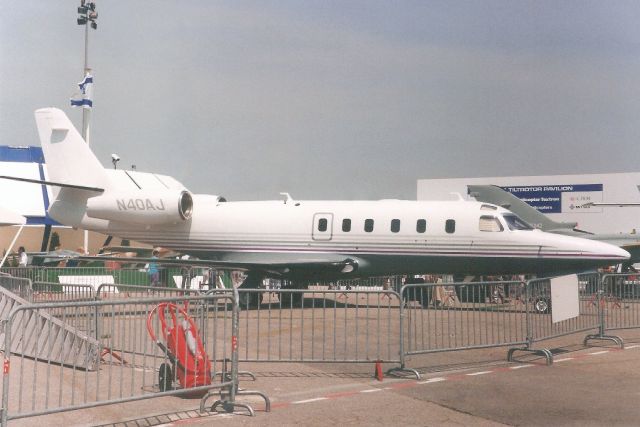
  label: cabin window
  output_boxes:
[445,219,456,234]
[479,215,504,232]
[391,219,400,233]
[318,218,328,232]
[364,219,374,232]
[416,219,426,233]
[342,218,351,232]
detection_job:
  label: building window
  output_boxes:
[364,219,374,232]
[318,218,328,232]
[445,219,456,234]
[391,219,400,233]
[342,218,351,232]
[416,219,426,233]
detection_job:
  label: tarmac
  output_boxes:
[11,329,640,427]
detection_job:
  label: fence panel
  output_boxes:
[0,275,32,301]
[400,281,528,357]
[601,273,640,332]
[237,288,402,363]
[0,293,264,425]
[526,274,601,345]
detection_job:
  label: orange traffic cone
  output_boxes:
[374,360,384,381]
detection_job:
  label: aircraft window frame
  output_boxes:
[445,219,456,234]
[318,218,328,232]
[391,219,400,233]
[503,214,534,231]
[479,215,504,232]
[364,218,374,233]
[416,219,426,233]
[480,204,498,211]
[342,218,352,232]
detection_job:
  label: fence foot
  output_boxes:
[387,367,420,380]
[507,347,553,366]
[200,388,270,416]
[211,400,256,417]
[200,391,256,417]
[236,389,271,412]
[583,334,624,349]
[215,370,257,382]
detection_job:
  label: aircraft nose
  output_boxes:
[589,240,630,261]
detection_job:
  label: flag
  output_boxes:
[70,73,94,108]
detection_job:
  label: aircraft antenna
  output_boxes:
[280,193,294,204]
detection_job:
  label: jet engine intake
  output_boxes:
[86,190,193,225]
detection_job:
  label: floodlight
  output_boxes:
[91,21,97,29]
[77,17,87,25]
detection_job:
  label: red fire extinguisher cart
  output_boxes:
[146,302,212,392]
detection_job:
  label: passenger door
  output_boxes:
[312,213,333,241]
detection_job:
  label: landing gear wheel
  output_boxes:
[159,362,173,392]
[534,297,551,314]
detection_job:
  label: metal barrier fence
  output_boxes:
[0,267,190,288]
[0,276,31,301]
[391,273,622,372]
[32,281,96,303]
[236,288,402,364]
[2,270,640,423]
[525,274,601,345]
[396,281,529,374]
[600,273,640,332]
[95,283,202,301]
[0,292,269,425]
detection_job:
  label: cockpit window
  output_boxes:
[479,215,504,232]
[503,214,534,231]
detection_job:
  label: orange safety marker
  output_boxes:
[374,360,384,381]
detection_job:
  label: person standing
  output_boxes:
[18,247,28,267]
[148,249,160,287]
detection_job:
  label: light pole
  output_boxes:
[76,0,98,254]
[76,0,97,144]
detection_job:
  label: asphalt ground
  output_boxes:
[8,330,640,427]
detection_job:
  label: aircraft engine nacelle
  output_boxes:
[86,190,193,225]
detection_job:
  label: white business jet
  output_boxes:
[3,108,628,299]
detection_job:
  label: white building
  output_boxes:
[417,173,640,235]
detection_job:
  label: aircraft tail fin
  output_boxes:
[34,108,111,226]
[34,108,109,192]
[468,185,577,231]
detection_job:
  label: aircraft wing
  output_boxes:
[78,255,360,277]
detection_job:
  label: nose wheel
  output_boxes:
[534,296,551,314]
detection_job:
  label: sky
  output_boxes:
[1,1,640,201]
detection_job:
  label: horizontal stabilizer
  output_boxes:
[0,175,104,193]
